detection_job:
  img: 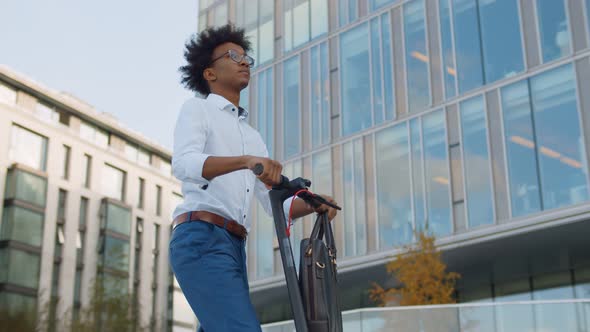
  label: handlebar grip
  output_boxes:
[253,163,264,175]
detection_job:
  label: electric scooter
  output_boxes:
[253,164,343,332]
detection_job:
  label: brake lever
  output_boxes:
[297,191,342,211]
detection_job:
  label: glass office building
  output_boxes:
[198,0,590,327]
[0,66,195,331]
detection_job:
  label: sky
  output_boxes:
[0,0,198,150]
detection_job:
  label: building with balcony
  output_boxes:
[197,0,590,329]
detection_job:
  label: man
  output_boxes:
[170,24,338,332]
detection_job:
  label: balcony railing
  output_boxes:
[262,299,590,332]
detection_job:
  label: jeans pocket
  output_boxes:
[169,221,217,265]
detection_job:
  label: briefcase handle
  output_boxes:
[305,213,338,260]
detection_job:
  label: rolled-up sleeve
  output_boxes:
[172,98,211,186]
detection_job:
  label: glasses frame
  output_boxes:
[209,49,255,67]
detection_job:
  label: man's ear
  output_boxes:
[203,68,217,82]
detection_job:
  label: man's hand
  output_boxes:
[313,194,338,221]
[245,156,283,187]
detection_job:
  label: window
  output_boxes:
[376,123,413,248]
[284,0,328,51]
[312,150,332,196]
[5,168,47,207]
[0,206,44,247]
[339,0,358,27]
[61,145,71,180]
[410,118,427,231]
[478,0,524,82]
[340,24,371,135]
[501,64,588,216]
[370,0,396,12]
[125,143,138,161]
[9,125,48,171]
[257,68,274,157]
[450,0,524,93]
[102,164,126,201]
[235,0,274,65]
[404,0,430,113]
[536,0,571,63]
[160,160,171,176]
[342,139,367,257]
[138,148,151,166]
[459,96,494,227]
[340,16,394,136]
[0,82,17,104]
[283,56,301,158]
[82,154,92,188]
[138,178,145,209]
[439,0,457,99]
[423,110,452,236]
[256,202,274,279]
[0,248,41,289]
[134,218,143,279]
[156,185,162,216]
[101,236,130,271]
[57,189,67,221]
[36,102,68,126]
[80,121,109,148]
[104,202,132,236]
[310,42,330,147]
[152,223,161,315]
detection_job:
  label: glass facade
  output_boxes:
[502,64,588,216]
[201,0,590,325]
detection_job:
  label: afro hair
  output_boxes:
[179,24,252,95]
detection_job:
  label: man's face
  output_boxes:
[206,42,251,92]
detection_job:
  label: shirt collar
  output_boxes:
[206,93,249,120]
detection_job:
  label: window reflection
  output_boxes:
[376,123,413,248]
[283,56,301,158]
[257,68,274,157]
[423,110,452,237]
[342,139,366,256]
[537,0,571,63]
[439,0,457,99]
[341,18,394,136]
[460,95,494,227]
[256,201,274,279]
[310,42,330,147]
[502,64,588,215]
[284,0,328,51]
[531,65,588,209]
[404,0,430,113]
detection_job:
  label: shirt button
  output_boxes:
[232,108,236,112]
[247,189,250,192]
[243,215,247,219]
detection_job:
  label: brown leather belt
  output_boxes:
[172,211,247,240]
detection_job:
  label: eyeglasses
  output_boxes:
[209,49,255,67]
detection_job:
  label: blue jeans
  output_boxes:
[169,220,262,332]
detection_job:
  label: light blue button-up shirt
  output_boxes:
[172,94,292,231]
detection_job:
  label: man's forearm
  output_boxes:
[290,198,315,219]
[202,156,249,181]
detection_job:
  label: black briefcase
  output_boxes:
[299,213,343,332]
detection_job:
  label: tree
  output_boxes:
[369,231,460,306]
